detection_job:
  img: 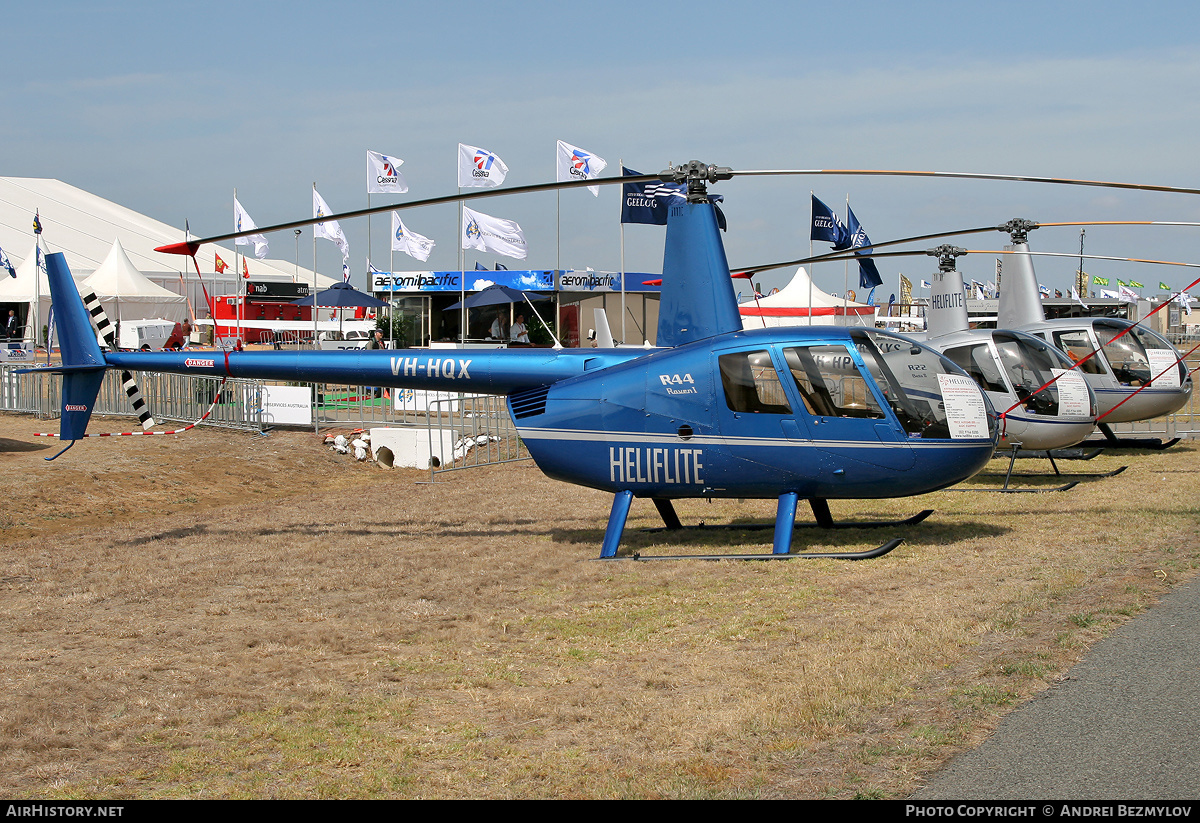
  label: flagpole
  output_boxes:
[389,222,395,349]
[312,183,319,345]
[458,194,465,345]
[808,191,814,327]
[620,160,627,343]
[234,189,241,346]
[33,212,41,349]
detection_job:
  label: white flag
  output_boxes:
[366,150,408,194]
[233,197,269,259]
[1070,286,1089,310]
[313,188,349,261]
[1118,284,1140,302]
[461,206,526,259]
[391,212,435,262]
[458,143,508,188]
[556,140,607,196]
[1178,290,1193,316]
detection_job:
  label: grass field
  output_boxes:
[0,412,1196,798]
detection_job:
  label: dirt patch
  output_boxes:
[0,411,1196,798]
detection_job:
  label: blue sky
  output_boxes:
[8,1,1200,296]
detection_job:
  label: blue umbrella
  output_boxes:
[290,281,388,309]
[444,284,549,311]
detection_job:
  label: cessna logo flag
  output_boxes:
[367,150,408,194]
[233,198,269,259]
[458,144,508,189]
[392,212,435,262]
[556,141,607,196]
[461,206,527,259]
[313,188,350,261]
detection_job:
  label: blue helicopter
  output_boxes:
[39,162,1002,560]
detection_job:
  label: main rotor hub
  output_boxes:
[998,218,1039,244]
[927,244,967,272]
[659,161,734,203]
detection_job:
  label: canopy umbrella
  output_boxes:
[291,281,389,339]
[291,281,389,309]
[444,284,550,310]
[446,284,557,346]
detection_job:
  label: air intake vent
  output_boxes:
[509,385,550,419]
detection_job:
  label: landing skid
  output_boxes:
[598,539,904,562]
[596,492,921,560]
[954,445,1124,492]
[1086,423,1181,451]
[1013,447,1104,461]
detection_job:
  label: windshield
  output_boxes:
[992,331,1074,415]
[1092,319,1184,386]
[1093,320,1186,387]
[851,329,995,439]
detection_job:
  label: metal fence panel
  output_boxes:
[427,394,529,478]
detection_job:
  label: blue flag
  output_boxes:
[846,205,883,289]
[474,261,488,271]
[621,167,726,230]
[0,245,14,278]
[811,195,849,247]
[622,167,682,226]
[494,263,507,271]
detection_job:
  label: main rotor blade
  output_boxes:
[791,247,1200,271]
[732,168,1200,197]
[733,225,998,275]
[158,173,661,254]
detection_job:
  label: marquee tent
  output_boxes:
[738,267,876,329]
[81,239,188,323]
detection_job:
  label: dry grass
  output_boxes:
[0,411,1196,798]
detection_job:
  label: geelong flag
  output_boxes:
[367,150,408,194]
[392,212,435,262]
[556,141,607,196]
[233,197,269,259]
[458,144,508,188]
[846,205,883,289]
[620,166,726,229]
[810,196,849,247]
[461,206,527,259]
[313,188,349,261]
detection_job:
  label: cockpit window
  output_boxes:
[781,345,885,419]
[718,350,792,414]
[1093,320,1185,386]
[850,330,956,437]
[944,344,1008,393]
[1094,320,1154,386]
[993,332,1066,415]
[1052,330,1107,375]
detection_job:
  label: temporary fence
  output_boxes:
[425,393,529,479]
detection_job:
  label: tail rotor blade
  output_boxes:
[80,291,155,430]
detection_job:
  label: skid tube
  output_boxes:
[595,492,915,561]
[1086,423,1181,451]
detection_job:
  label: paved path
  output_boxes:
[913,576,1200,799]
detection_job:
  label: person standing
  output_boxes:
[510,314,530,345]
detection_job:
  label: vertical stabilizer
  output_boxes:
[656,201,742,348]
[996,243,1046,328]
[45,253,107,442]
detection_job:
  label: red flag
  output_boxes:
[242,258,249,279]
[214,254,228,274]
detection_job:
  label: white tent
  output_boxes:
[739,267,876,329]
[81,239,187,323]
[0,240,53,342]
